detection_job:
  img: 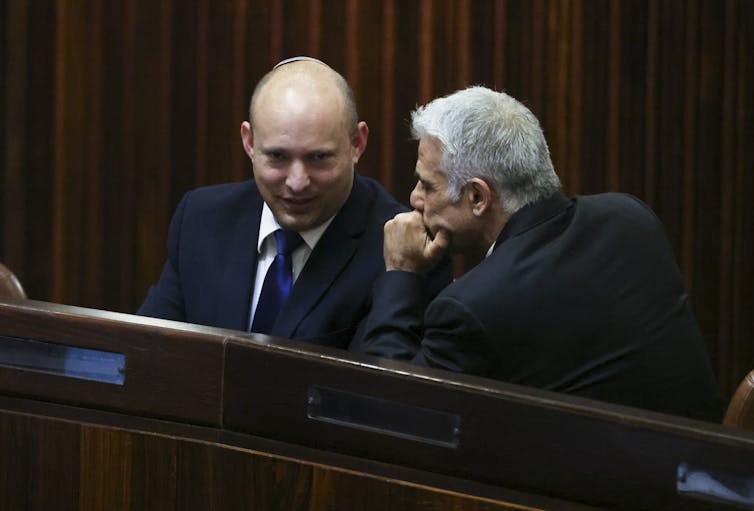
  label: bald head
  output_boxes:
[239,59,369,232]
[249,60,359,137]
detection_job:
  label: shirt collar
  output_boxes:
[257,203,335,253]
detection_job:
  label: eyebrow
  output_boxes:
[260,146,336,157]
[260,146,286,154]
[414,170,430,183]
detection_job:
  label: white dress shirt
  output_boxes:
[248,203,334,327]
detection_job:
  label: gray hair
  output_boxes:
[411,86,561,214]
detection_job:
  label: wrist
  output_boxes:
[385,261,420,273]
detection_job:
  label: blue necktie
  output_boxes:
[251,230,304,334]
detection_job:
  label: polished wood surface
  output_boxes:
[1,407,547,511]
[1,300,753,510]
[1,0,752,400]
[725,369,754,431]
[0,300,598,510]
[223,335,754,511]
[0,262,25,299]
[0,299,225,425]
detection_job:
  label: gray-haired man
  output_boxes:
[354,86,722,421]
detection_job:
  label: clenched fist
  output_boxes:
[384,211,449,274]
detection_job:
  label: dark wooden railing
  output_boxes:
[1,1,752,400]
[1,298,753,510]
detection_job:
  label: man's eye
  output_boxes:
[311,152,330,161]
[269,152,285,161]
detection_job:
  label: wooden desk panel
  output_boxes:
[0,405,565,511]
[1,300,752,510]
[223,336,754,511]
[0,299,226,425]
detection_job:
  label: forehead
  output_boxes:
[253,85,349,146]
[416,136,444,176]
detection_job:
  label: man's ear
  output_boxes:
[466,178,493,216]
[240,121,254,159]
[351,121,369,164]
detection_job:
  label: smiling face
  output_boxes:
[241,68,367,232]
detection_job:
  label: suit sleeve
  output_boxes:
[351,271,426,360]
[137,192,189,320]
[414,295,492,374]
[354,270,493,375]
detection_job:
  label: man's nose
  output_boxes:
[286,161,311,192]
[409,183,424,211]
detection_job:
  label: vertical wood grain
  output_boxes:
[381,0,396,190]
[545,0,571,191]
[730,0,754,393]
[80,427,134,510]
[0,413,80,510]
[606,0,621,192]
[493,0,506,90]
[419,0,433,105]
[230,0,249,184]
[1,408,554,510]
[681,0,699,291]
[85,0,103,306]
[456,0,471,88]
[1,0,753,398]
[644,0,658,207]
[195,0,209,185]
[130,433,178,510]
[718,0,736,391]
[1,0,28,280]
[566,0,583,195]
[51,0,68,303]
[346,0,359,88]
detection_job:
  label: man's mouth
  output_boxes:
[281,196,315,210]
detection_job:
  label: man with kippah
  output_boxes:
[139,57,451,348]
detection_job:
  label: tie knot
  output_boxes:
[274,230,303,256]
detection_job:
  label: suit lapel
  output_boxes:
[215,182,264,330]
[271,175,370,339]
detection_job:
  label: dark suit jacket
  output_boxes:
[139,174,451,348]
[354,192,723,421]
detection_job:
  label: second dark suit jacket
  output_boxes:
[139,173,450,348]
[354,192,723,421]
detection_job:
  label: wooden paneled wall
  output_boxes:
[1,0,752,397]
